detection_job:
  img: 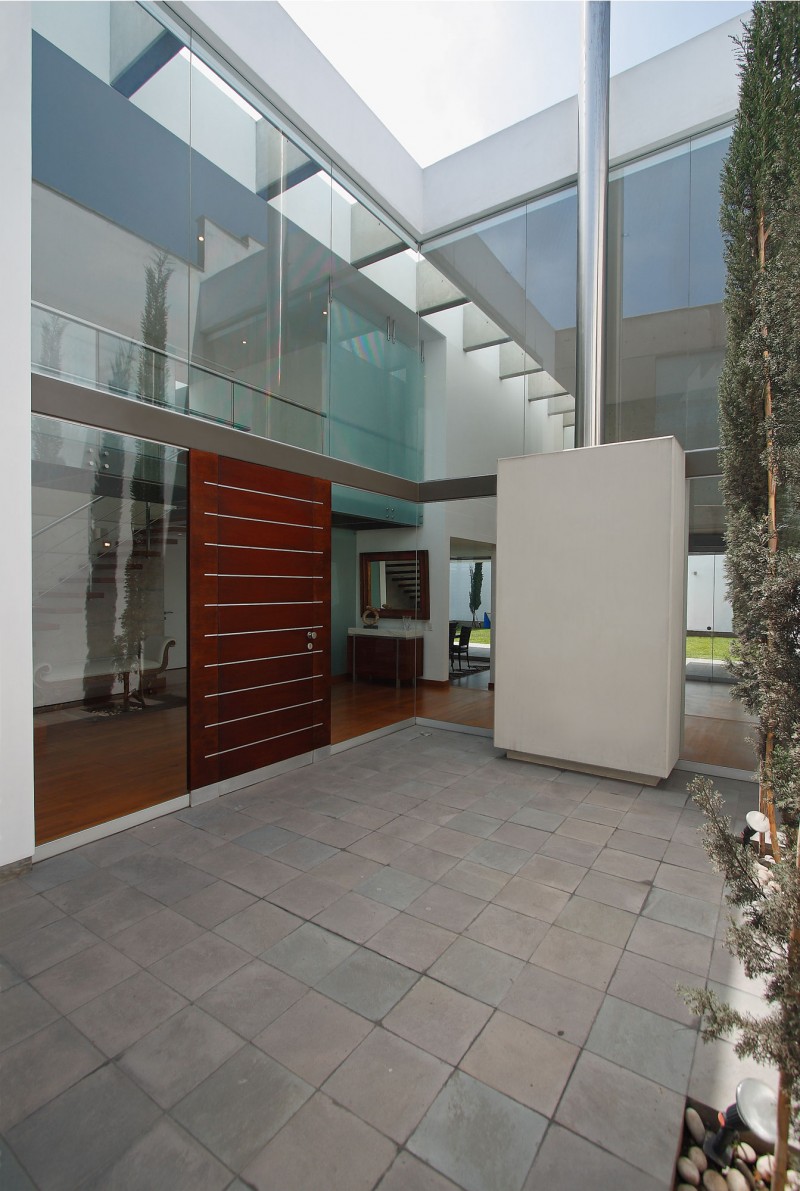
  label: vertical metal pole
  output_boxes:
[576,0,610,448]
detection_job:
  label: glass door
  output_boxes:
[686,553,734,683]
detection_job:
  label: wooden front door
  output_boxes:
[189,451,331,791]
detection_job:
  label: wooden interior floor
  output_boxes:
[34,694,187,846]
[32,672,755,847]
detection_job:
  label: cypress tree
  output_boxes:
[682,6,800,1185]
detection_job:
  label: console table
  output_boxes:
[347,627,424,687]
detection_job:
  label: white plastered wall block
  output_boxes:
[494,437,686,784]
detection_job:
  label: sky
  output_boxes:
[280,1,751,166]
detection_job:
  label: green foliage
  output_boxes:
[137,250,173,404]
[686,3,800,1162]
[682,780,800,1115]
[468,562,484,625]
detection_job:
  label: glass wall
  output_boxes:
[32,414,187,843]
[31,1,422,479]
[423,186,578,479]
[605,129,730,449]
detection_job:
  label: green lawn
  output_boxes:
[686,634,733,662]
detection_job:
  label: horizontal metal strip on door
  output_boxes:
[217,458,326,504]
[213,487,326,523]
[206,682,326,720]
[205,512,319,531]
[206,521,324,551]
[213,578,324,603]
[215,728,319,781]
[205,673,323,698]
[207,480,325,506]
[209,723,322,761]
[206,697,325,730]
[207,708,325,756]
[207,648,327,669]
[209,542,324,556]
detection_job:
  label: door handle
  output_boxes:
[307,631,317,639]
[307,643,314,650]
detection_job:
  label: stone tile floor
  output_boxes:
[0,726,776,1191]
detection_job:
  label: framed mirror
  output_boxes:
[359,550,430,620]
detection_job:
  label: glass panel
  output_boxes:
[32,415,188,844]
[32,2,191,401]
[605,131,730,448]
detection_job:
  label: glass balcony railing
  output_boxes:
[31,302,327,454]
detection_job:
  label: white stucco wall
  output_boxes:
[1,2,35,869]
[494,437,686,782]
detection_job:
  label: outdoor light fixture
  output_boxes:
[704,1078,777,1168]
[742,809,770,850]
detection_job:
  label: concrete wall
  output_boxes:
[494,437,686,783]
[1,2,35,869]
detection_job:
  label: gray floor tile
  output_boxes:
[642,886,719,937]
[73,885,162,939]
[197,958,305,1038]
[0,897,64,948]
[607,951,701,1026]
[466,839,530,875]
[6,1064,160,1191]
[586,994,696,1093]
[0,883,35,915]
[538,833,603,866]
[313,891,400,943]
[493,874,571,923]
[424,827,484,858]
[465,902,549,960]
[626,917,713,977]
[22,853,95,893]
[30,942,138,1014]
[171,880,257,927]
[510,806,566,832]
[233,824,301,856]
[266,873,346,918]
[0,957,21,992]
[306,818,371,848]
[379,815,439,844]
[110,852,216,904]
[323,1027,450,1143]
[530,925,622,991]
[408,1070,547,1191]
[0,982,60,1052]
[173,1044,312,1169]
[461,1010,578,1116]
[391,845,458,882]
[149,932,251,999]
[377,1151,461,1191]
[556,818,614,846]
[367,913,457,972]
[311,851,384,889]
[0,917,97,978]
[445,811,504,838]
[316,947,418,1019]
[573,870,650,913]
[80,1118,231,1191]
[241,1092,396,1191]
[428,937,523,1006]
[569,801,627,827]
[653,861,724,902]
[383,976,492,1064]
[591,846,659,883]
[119,1005,243,1107]
[555,1051,684,1184]
[348,832,414,864]
[0,1018,104,1132]
[261,921,357,984]
[356,867,431,909]
[43,870,125,915]
[214,900,301,954]
[516,853,586,892]
[607,829,669,860]
[268,836,339,871]
[523,1123,666,1191]
[555,895,637,947]
[439,860,511,901]
[68,968,186,1056]
[0,1138,36,1190]
[254,989,372,1084]
[223,854,299,897]
[110,906,205,966]
[499,962,604,1046]
[618,809,680,840]
[73,832,148,869]
[406,885,485,933]
[688,1034,779,1108]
